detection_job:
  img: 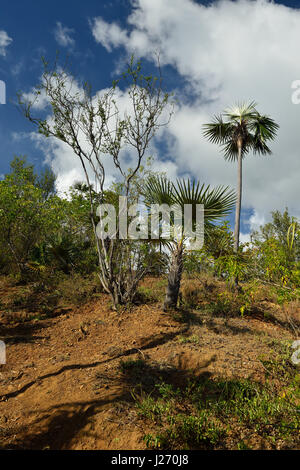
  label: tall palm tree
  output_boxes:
[143,176,236,309]
[203,101,279,253]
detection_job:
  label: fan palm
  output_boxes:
[203,101,279,253]
[143,176,236,309]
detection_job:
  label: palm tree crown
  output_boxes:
[144,176,236,230]
[143,175,236,309]
[203,101,279,161]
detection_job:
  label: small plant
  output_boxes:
[155,382,181,400]
[275,286,300,305]
[143,433,165,449]
[177,334,199,345]
[206,284,259,317]
[119,359,146,372]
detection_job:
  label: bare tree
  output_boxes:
[19,56,173,308]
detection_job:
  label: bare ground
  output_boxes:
[0,276,298,450]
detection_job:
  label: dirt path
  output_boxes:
[0,291,295,450]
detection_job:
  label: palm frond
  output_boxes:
[247,134,272,155]
[249,114,279,141]
[201,185,236,221]
[172,179,208,205]
[142,175,173,206]
[142,176,236,243]
[171,178,236,222]
[203,115,234,145]
[224,100,258,121]
[222,132,255,161]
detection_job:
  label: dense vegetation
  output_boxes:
[2,154,300,304]
[2,155,300,303]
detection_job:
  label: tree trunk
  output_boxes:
[234,141,243,253]
[233,140,243,289]
[163,241,183,310]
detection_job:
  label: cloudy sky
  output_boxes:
[1,0,300,239]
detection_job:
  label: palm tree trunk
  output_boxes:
[234,140,243,253]
[163,241,183,310]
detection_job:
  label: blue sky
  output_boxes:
[0,0,132,174]
[1,0,300,238]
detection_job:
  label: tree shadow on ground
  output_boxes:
[170,307,203,325]
[245,308,300,334]
[204,318,254,336]
[0,357,215,450]
[0,326,189,401]
[0,320,51,345]
[0,392,133,450]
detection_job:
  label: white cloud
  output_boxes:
[23,73,175,195]
[54,22,75,47]
[239,232,251,245]
[11,61,24,77]
[249,211,266,233]
[91,17,128,52]
[240,211,267,244]
[90,0,300,234]
[0,30,12,56]
[21,89,49,110]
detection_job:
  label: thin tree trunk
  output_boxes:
[163,241,183,310]
[233,140,243,289]
[234,141,243,253]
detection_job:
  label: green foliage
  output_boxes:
[214,250,252,286]
[205,283,259,317]
[182,208,300,291]
[0,156,57,277]
[177,334,200,344]
[205,221,234,258]
[0,157,101,279]
[250,208,300,287]
[183,251,214,278]
[183,222,237,282]
[136,350,299,450]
